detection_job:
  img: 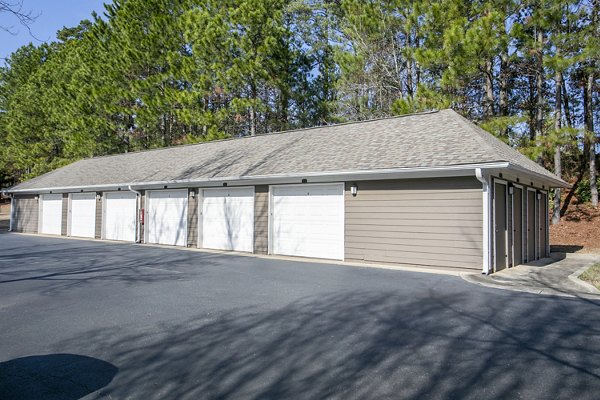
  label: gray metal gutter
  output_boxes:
[2,161,566,195]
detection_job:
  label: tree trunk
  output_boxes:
[561,74,573,128]
[528,74,536,141]
[484,58,495,119]
[535,29,545,165]
[405,29,413,98]
[499,49,509,119]
[552,60,562,225]
[585,68,598,207]
[250,81,257,137]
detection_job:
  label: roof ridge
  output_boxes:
[79,109,442,162]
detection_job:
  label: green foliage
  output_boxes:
[575,178,592,203]
[0,0,598,192]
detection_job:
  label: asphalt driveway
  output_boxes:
[1,235,599,399]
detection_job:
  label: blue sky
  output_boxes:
[0,0,108,60]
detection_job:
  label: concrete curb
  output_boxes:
[459,273,574,297]
[568,266,600,295]
[460,262,600,300]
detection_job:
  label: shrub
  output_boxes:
[575,178,591,204]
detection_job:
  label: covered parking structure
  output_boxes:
[5,109,566,274]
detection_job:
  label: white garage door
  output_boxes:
[146,189,188,247]
[271,184,344,260]
[40,194,63,235]
[104,192,137,242]
[69,193,96,238]
[202,187,254,252]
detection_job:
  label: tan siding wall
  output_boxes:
[95,193,102,239]
[254,185,269,254]
[187,189,198,247]
[345,177,483,269]
[61,194,69,236]
[13,195,38,233]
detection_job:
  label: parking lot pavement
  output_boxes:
[1,234,600,399]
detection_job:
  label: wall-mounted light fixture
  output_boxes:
[351,183,358,197]
[537,192,541,200]
[190,190,196,199]
[96,193,101,201]
[508,186,514,195]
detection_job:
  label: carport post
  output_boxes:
[476,168,492,275]
[127,185,142,243]
[8,194,14,232]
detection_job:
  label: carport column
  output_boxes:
[9,195,14,232]
[127,185,143,243]
[476,168,492,275]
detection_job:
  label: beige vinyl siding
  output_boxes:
[61,194,68,236]
[345,177,483,269]
[13,195,39,233]
[95,193,102,239]
[187,189,199,247]
[254,185,269,254]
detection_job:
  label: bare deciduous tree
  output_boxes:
[0,0,37,35]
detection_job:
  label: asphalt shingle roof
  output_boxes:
[9,109,562,191]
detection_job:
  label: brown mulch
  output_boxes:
[550,202,600,253]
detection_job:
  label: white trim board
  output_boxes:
[5,161,567,195]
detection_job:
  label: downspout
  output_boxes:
[475,168,492,275]
[127,185,142,243]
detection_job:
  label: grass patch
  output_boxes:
[579,263,600,290]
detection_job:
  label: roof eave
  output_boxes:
[3,162,566,195]
[3,162,511,194]
[505,163,570,189]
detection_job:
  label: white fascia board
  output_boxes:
[505,163,569,188]
[3,162,510,194]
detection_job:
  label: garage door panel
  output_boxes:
[104,192,137,242]
[40,194,63,235]
[147,190,188,247]
[272,184,344,260]
[70,193,96,238]
[202,188,254,252]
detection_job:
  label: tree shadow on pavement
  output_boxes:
[0,241,225,295]
[0,354,117,400]
[56,289,600,400]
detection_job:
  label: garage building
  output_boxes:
[5,109,567,274]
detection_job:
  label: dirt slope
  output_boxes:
[550,202,600,253]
